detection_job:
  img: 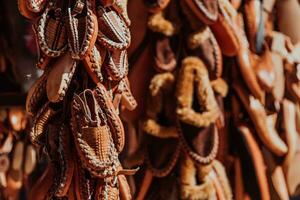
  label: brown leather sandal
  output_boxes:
[233,83,288,156]
[183,0,219,25]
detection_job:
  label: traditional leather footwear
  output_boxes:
[188,27,223,79]
[262,147,289,200]
[276,0,300,44]
[120,78,138,111]
[118,174,132,200]
[285,63,300,102]
[183,0,219,25]
[36,2,68,57]
[282,100,298,172]
[26,71,48,117]
[148,11,178,36]
[243,0,264,53]
[73,161,97,200]
[153,37,177,72]
[67,0,99,60]
[210,0,240,57]
[176,57,220,127]
[71,88,119,178]
[103,49,128,81]
[46,53,77,103]
[142,72,180,178]
[50,124,75,198]
[281,99,300,196]
[237,124,271,200]
[112,0,131,26]
[210,78,228,98]
[233,83,288,156]
[95,177,119,200]
[94,84,125,153]
[83,45,106,84]
[97,6,131,51]
[284,142,300,196]
[177,121,219,166]
[235,16,265,103]
[30,102,57,146]
[234,158,245,200]
[180,154,217,200]
[211,160,233,200]
[269,33,286,102]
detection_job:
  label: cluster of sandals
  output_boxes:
[0,0,295,199]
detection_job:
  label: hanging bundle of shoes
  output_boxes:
[18,0,137,199]
[124,0,300,199]
[125,0,232,199]
[17,0,300,199]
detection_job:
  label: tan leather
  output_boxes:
[234,158,245,200]
[118,175,132,200]
[97,7,130,51]
[285,63,300,102]
[176,57,220,128]
[284,144,300,196]
[271,52,285,102]
[243,0,262,52]
[282,99,300,196]
[253,47,276,92]
[276,0,300,44]
[233,83,288,156]
[71,88,119,177]
[262,147,289,200]
[238,124,271,200]
[282,100,298,171]
[236,35,265,103]
[46,53,77,103]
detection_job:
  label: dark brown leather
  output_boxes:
[144,0,171,13]
[154,37,177,72]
